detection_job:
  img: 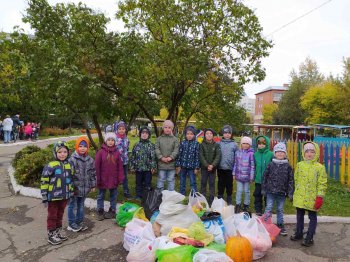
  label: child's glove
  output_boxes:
[314,196,323,210]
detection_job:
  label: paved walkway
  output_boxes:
[0,138,350,261]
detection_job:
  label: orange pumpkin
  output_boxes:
[226,232,253,262]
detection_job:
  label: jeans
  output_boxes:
[217,169,233,197]
[122,164,130,193]
[264,193,286,225]
[253,183,266,214]
[157,169,176,191]
[97,188,117,212]
[179,168,197,195]
[68,196,86,226]
[236,181,250,206]
[296,208,317,237]
[136,171,152,198]
[3,130,11,143]
[200,168,216,200]
[47,200,68,231]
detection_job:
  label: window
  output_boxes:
[273,93,283,102]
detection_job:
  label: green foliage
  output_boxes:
[274,58,324,125]
[12,145,42,169]
[14,147,53,188]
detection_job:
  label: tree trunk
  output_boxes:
[82,118,98,150]
[92,114,104,146]
[136,101,159,137]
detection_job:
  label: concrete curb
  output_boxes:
[8,167,350,224]
[0,135,84,147]
[8,166,115,212]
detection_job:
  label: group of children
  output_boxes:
[40,120,327,248]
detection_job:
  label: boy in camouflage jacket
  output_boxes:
[130,127,157,199]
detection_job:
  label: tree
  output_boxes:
[262,104,278,124]
[117,0,272,128]
[301,81,345,124]
[273,58,324,125]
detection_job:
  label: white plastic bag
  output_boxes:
[193,249,233,262]
[156,190,200,235]
[151,236,180,250]
[126,239,155,262]
[221,205,235,220]
[123,218,156,251]
[237,217,272,260]
[189,190,209,210]
[202,217,226,244]
[211,197,227,214]
[223,215,237,239]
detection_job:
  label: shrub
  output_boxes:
[14,148,54,188]
[12,145,42,169]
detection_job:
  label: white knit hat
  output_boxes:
[274,142,287,156]
[304,142,316,152]
[240,136,252,146]
[104,132,117,142]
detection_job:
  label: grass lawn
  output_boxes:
[87,169,350,217]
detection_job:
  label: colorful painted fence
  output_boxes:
[272,140,350,187]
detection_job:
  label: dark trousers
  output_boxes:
[201,168,216,201]
[47,199,68,231]
[296,208,317,237]
[136,171,152,198]
[253,183,266,213]
[122,164,130,193]
[217,169,233,197]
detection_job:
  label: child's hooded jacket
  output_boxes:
[293,142,327,211]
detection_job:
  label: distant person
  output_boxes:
[12,114,21,142]
[2,115,13,143]
[24,122,33,140]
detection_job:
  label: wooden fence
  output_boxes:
[269,140,350,187]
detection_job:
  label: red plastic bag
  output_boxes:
[257,214,281,243]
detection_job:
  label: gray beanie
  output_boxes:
[221,125,233,135]
[273,142,287,156]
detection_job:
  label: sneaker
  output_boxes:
[290,232,303,241]
[243,205,249,212]
[124,192,133,200]
[78,223,88,231]
[67,223,82,232]
[56,227,68,241]
[97,210,105,221]
[235,204,241,214]
[104,209,116,219]
[48,230,62,245]
[302,236,314,247]
[278,224,288,236]
[227,196,233,205]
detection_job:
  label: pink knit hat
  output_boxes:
[163,120,174,129]
[240,136,252,146]
[304,142,316,152]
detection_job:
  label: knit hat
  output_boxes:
[53,141,69,160]
[184,125,197,136]
[204,128,217,137]
[163,120,174,129]
[104,132,117,142]
[221,125,233,134]
[273,142,287,156]
[240,136,252,146]
[115,121,127,131]
[139,126,151,138]
[304,142,316,152]
[75,137,90,153]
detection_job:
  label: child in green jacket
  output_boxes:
[290,142,327,247]
[253,135,273,216]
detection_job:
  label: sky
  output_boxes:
[1,0,350,98]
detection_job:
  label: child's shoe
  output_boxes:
[235,204,241,213]
[124,191,133,200]
[290,232,303,241]
[48,230,62,245]
[242,204,249,212]
[67,223,82,232]
[104,208,116,219]
[278,224,288,236]
[97,210,105,221]
[301,235,314,247]
[56,227,68,241]
[77,223,88,231]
